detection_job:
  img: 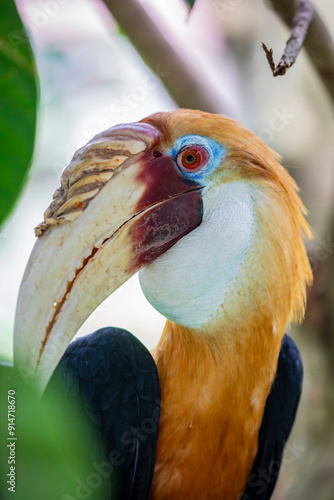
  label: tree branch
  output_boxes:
[263,0,314,76]
[267,0,334,103]
[102,0,232,114]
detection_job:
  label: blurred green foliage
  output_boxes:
[183,0,196,10]
[0,0,37,227]
[0,364,113,500]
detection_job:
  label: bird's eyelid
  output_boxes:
[172,135,226,159]
[172,135,212,153]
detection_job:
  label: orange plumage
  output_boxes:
[140,110,312,499]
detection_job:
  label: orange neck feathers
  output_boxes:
[141,110,312,499]
[151,319,282,500]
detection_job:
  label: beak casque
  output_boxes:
[14,122,203,393]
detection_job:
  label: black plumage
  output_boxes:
[47,327,161,500]
[243,334,303,499]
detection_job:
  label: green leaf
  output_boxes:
[0,366,113,500]
[0,1,38,226]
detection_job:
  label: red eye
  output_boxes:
[176,145,208,172]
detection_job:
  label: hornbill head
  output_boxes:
[14,110,312,393]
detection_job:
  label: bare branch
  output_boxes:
[263,0,314,76]
[102,0,233,115]
[262,42,276,73]
[268,0,334,103]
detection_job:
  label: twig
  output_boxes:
[262,43,276,73]
[267,0,334,103]
[263,0,314,76]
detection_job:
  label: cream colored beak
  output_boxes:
[14,122,203,394]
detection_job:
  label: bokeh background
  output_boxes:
[1,0,334,498]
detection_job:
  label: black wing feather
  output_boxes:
[243,334,303,500]
[46,327,161,500]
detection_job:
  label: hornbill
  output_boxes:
[14,110,312,500]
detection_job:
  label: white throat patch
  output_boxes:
[139,181,255,328]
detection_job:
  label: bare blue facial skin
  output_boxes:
[169,135,226,185]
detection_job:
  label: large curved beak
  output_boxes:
[14,122,203,393]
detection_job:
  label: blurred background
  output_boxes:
[0,0,334,498]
